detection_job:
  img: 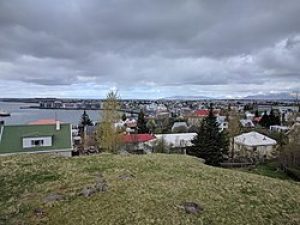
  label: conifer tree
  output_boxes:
[187,107,229,166]
[255,110,259,117]
[122,113,127,122]
[259,111,270,128]
[79,110,93,127]
[78,110,93,150]
[269,109,280,126]
[259,110,280,128]
[137,110,148,133]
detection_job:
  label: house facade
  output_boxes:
[234,132,277,160]
[0,122,73,156]
[121,133,156,154]
[155,133,197,153]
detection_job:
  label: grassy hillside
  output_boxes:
[0,154,299,225]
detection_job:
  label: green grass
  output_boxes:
[0,154,299,225]
[239,164,291,180]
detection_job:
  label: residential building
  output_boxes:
[155,133,197,153]
[270,125,289,133]
[234,132,277,160]
[217,116,228,132]
[240,119,255,128]
[245,111,255,120]
[0,122,73,156]
[257,104,272,113]
[186,109,220,126]
[121,133,156,153]
[171,122,188,133]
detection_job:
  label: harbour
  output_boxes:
[0,102,101,126]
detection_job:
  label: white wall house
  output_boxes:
[245,111,255,120]
[155,133,197,153]
[240,119,255,128]
[270,125,289,133]
[234,132,277,160]
[217,116,228,132]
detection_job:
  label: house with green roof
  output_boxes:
[0,122,73,156]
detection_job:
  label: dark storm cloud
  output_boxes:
[0,0,299,97]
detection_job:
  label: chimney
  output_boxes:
[56,120,60,130]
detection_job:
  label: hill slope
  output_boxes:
[0,154,299,225]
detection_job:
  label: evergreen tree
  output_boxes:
[259,110,280,128]
[255,110,259,117]
[259,111,270,128]
[282,113,286,124]
[137,110,148,133]
[79,110,93,127]
[187,107,229,166]
[269,109,280,126]
[78,110,93,150]
[122,113,127,122]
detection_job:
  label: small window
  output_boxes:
[31,140,44,147]
[253,147,257,151]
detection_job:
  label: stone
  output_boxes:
[80,186,97,198]
[43,193,65,203]
[119,174,135,180]
[119,151,130,156]
[95,178,108,192]
[79,176,108,198]
[181,202,203,214]
[34,208,46,218]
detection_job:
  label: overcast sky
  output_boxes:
[0,0,300,99]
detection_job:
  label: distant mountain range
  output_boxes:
[161,96,212,100]
[162,92,298,100]
[244,92,297,100]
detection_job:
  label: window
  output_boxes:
[23,136,52,149]
[31,140,44,147]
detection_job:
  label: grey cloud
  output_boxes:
[0,0,300,97]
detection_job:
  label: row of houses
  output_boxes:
[0,118,280,161]
[40,101,101,110]
[0,119,196,156]
[1,111,299,160]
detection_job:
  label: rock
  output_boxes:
[119,150,130,156]
[79,175,108,198]
[34,208,46,218]
[181,202,203,214]
[119,174,135,180]
[80,186,97,198]
[95,181,108,192]
[43,193,65,203]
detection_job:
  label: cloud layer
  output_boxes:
[0,0,300,98]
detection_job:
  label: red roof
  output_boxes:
[194,109,209,117]
[121,134,156,143]
[253,117,262,123]
[29,119,64,125]
[193,109,219,117]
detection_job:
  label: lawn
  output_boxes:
[0,153,299,225]
[239,163,291,180]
